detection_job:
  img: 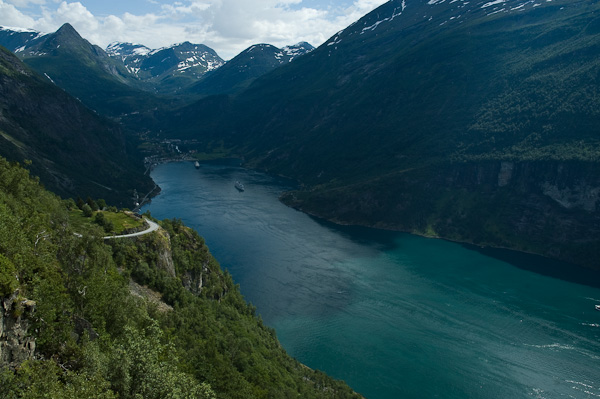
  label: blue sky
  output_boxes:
[0,0,388,59]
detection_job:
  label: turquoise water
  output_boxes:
[143,161,600,399]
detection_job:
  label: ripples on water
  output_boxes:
[144,162,600,399]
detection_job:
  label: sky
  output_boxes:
[0,0,388,59]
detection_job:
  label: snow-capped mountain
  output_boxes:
[324,0,562,51]
[0,26,46,50]
[0,23,160,116]
[0,26,47,53]
[105,42,152,75]
[105,41,225,93]
[188,42,314,96]
[279,42,315,62]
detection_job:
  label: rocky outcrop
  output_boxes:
[153,228,176,278]
[0,291,36,369]
[129,280,173,313]
[182,266,208,296]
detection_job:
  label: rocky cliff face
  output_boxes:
[125,223,210,297]
[283,160,600,269]
[0,292,36,369]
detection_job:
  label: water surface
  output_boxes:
[143,161,600,399]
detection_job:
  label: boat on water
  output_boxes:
[595,304,600,311]
[194,161,200,169]
[235,181,245,191]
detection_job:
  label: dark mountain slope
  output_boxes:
[11,23,163,117]
[166,0,600,268]
[0,26,45,52]
[0,46,153,205]
[187,42,313,96]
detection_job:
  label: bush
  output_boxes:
[0,254,18,297]
[82,204,93,217]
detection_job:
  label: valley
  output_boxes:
[2,1,599,267]
[1,0,600,397]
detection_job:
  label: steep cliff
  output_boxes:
[0,292,36,369]
[283,160,600,269]
[0,157,361,398]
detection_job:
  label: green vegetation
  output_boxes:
[153,0,600,269]
[0,156,360,398]
[69,209,144,235]
[0,46,154,206]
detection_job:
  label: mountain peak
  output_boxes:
[55,23,80,39]
[45,22,88,50]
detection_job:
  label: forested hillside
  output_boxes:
[0,46,153,206]
[0,157,361,398]
[157,0,600,269]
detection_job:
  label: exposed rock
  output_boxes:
[73,315,99,342]
[144,226,176,278]
[182,265,207,296]
[542,182,600,212]
[0,291,36,369]
[285,160,600,269]
[498,161,514,187]
[129,280,173,313]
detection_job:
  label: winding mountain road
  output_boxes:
[103,218,160,240]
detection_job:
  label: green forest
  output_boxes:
[0,156,361,399]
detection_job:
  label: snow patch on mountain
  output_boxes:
[282,42,314,61]
[0,26,39,34]
[354,0,559,37]
[177,54,223,73]
[106,42,151,61]
[482,0,506,8]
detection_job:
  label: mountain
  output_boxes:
[0,23,163,117]
[0,158,362,398]
[105,42,152,70]
[163,0,600,269]
[106,41,225,94]
[187,42,314,96]
[0,46,153,205]
[0,26,46,52]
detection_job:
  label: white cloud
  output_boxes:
[1,0,388,59]
[5,0,46,7]
[0,1,36,28]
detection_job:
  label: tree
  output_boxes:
[63,198,77,211]
[0,254,18,297]
[76,197,85,210]
[97,199,107,210]
[102,219,114,234]
[94,212,105,225]
[82,204,93,218]
[86,197,98,211]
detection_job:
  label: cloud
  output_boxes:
[1,0,388,59]
[0,1,36,28]
[5,0,46,7]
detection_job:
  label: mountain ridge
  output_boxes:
[106,40,225,94]
[0,23,166,117]
[187,41,314,96]
[159,0,600,268]
[0,46,153,205]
